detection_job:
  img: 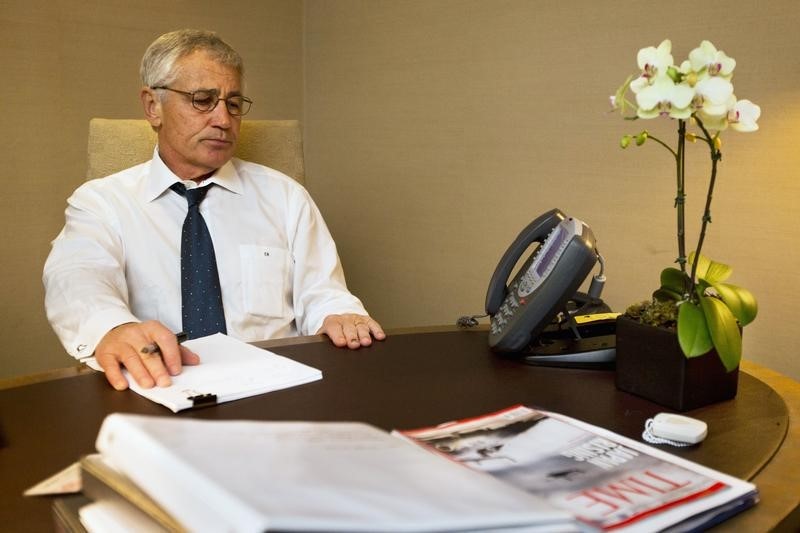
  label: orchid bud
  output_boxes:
[685,132,697,142]
[667,66,681,83]
[635,131,648,146]
[620,135,632,148]
[714,137,723,150]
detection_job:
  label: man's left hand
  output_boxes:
[318,314,386,349]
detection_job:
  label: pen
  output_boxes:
[141,331,188,355]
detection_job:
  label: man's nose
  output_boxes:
[209,100,233,127]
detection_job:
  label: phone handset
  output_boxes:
[485,208,598,352]
[485,208,566,315]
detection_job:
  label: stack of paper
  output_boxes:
[126,333,322,412]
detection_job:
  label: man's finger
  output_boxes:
[138,350,173,387]
[119,350,157,388]
[354,321,373,347]
[180,345,201,365]
[146,332,184,376]
[329,322,349,347]
[338,319,362,349]
[367,319,386,341]
[96,353,130,391]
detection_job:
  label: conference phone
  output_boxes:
[484,208,616,367]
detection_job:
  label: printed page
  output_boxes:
[95,413,577,532]
[397,405,757,532]
[126,333,322,412]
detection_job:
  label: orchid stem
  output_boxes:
[676,120,687,275]
[645,134,678,158]
[690,116,721,287]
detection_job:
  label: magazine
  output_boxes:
[395,405,758,532]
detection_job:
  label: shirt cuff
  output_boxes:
[70,308,141,360]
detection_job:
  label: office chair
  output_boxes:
[86,118,305,183]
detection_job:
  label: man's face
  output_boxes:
[144,50,242,180]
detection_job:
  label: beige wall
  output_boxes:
[0,0,303,380]
[303,0,800,380]
[3,0,799,382]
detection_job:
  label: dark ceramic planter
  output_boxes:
[615,315,738,411]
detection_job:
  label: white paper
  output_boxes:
[126,333,322,412]
[79,498,168,533]
[23,461,81,496]
[95,414,577,532]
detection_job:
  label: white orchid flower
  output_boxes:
[693,76,735,117]
[695,109,730,132]
[728,99,761,132]
[689,40,736,79]
[629,74,650,94]
[637,39,674,82]
[635,75,694,119]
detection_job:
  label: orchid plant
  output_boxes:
[611,39,760,372]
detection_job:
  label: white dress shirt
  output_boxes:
[44,151,366,360]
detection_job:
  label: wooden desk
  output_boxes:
[1,328,798,531]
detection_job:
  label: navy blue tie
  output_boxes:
[171,183,227,339]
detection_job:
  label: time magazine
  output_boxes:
[396,405,757,531]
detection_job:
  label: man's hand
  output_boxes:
[95,321,200,390]
[317,314,386,349]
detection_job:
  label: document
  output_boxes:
[126,333,321,412]
[396,405,759,532]
[94,413,577,532]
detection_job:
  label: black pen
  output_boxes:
[141,331,188,355]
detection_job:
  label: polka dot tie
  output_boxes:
[171,183,227,339]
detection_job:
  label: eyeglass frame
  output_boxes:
[150,86,253,116]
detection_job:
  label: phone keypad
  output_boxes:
[490,286,525,335]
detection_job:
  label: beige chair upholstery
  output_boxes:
[86,118,305,184]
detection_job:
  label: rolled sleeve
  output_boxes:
[288,188,367,335]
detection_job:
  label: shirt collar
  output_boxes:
[143,147,244,202]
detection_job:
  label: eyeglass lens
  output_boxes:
[192,90,251,116]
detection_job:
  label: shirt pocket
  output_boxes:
[240,245,289,318]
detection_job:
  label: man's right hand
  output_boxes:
[95,321,200,390]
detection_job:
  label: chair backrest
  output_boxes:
[86,118,305,183]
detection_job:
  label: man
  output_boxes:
[44,29,384,391]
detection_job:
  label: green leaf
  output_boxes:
[713,282,758,326]
[659,267,688,294]
[677,301,713,357]
[699,296,742,372]
[689,252,732,283]
[695,278,711,295]
[653,288,682,301]
[654,267,688,301]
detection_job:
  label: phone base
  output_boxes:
[521,318,616,370]
[523,335,616,369]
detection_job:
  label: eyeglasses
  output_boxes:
[151,86,253,116]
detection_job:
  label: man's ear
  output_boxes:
[141,87,162,130]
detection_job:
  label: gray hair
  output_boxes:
[140,29,244,88]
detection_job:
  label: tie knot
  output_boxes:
[171,183,211,208]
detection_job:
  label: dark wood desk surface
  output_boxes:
[1,327,798,532]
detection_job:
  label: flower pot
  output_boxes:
[614,315,739,411]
